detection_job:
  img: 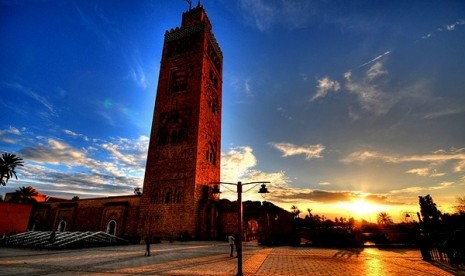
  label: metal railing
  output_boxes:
[3,231,128,250]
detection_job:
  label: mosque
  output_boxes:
[1,4,292,244]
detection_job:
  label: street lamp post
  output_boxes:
[212,181,270,276]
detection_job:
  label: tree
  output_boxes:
[306,208,313,219]
[377,212,393,226]
[11,186,38,204]
[419,194,441,223]
[290,205,301,219]
[455,195,465,214]
[0,152,24,186]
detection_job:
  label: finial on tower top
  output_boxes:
[185,0,192,10]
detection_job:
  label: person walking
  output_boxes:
[144,235,151,256]
[228,234,235,257]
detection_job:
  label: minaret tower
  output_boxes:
[139,4,222,239]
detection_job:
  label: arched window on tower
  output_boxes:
[171,130,178,143]
[205,141,216,165]
[207,92,218,115]
[157,112,189,146]
[175,188,183,203]
[151,191,159,204]
[164,189,172,204]
[171,69,188,93]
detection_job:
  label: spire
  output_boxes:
[185,0,201,10]
[185,0,192,10]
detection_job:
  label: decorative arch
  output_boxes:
[57,220,66,232]
[206,85,219,114]
[175,188,183,203]
[157,112,189,145]
[151,190,159,204]
[245,219,259,241]
[205,141,217,165]
[164,188,172,204]
[107,220,117,236]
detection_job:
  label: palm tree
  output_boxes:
[307,208,313,219]
[290,205,301,219]
[0,152,24,186]
[377,212,393,226]
[11,186,38,204]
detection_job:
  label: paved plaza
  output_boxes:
[1,241,464,276]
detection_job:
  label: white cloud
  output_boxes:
[238,0,315,32]
[341,148,465,179]
[389,181,454,195]
[276,107,292,120]
[220,146,290,184]
[421,33,432,40]
[417,19,464,41]
[244,78,253,97]
[366,62,387,79]
[20,138,86,165]
[270,142,325,160]
[229,76,254,99]
[454,160,465,173]
[344,62,395,115]
[311,57,396,117]
[311,77,340,101]
[3,82,58,118]
[406,168,445,177]
[9,131,152,198]
[219,145,290,201]
[446,24,456,31]
[0,126,23,142]
[422,108,465,119]
[342,149,465,165]
[100,136,148,170]
[128,62,148,89]
[221,146,257,181]
[64,129,90,141]
[7,126,21,135]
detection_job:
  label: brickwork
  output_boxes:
[139,4,222,239]
[29,195,141,240]
[0,203,32,234]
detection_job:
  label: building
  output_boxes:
[2,4,292,244]
[138,3,222,240]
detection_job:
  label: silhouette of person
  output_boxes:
[49,231,56,243]
[228,234,235,257]
[144,235,151,256]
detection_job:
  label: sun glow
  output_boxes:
[336,199,387,221]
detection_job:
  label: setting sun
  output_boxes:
[336,199,387,221]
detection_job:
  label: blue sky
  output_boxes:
[1,0,464,222]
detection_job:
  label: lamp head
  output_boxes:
[212,184,221,194]
[258,184,269,194]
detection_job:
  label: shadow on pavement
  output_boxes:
[332,248,364,258]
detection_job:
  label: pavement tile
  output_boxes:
[1,242,464,276]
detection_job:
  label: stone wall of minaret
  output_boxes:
[138,4,222,239]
